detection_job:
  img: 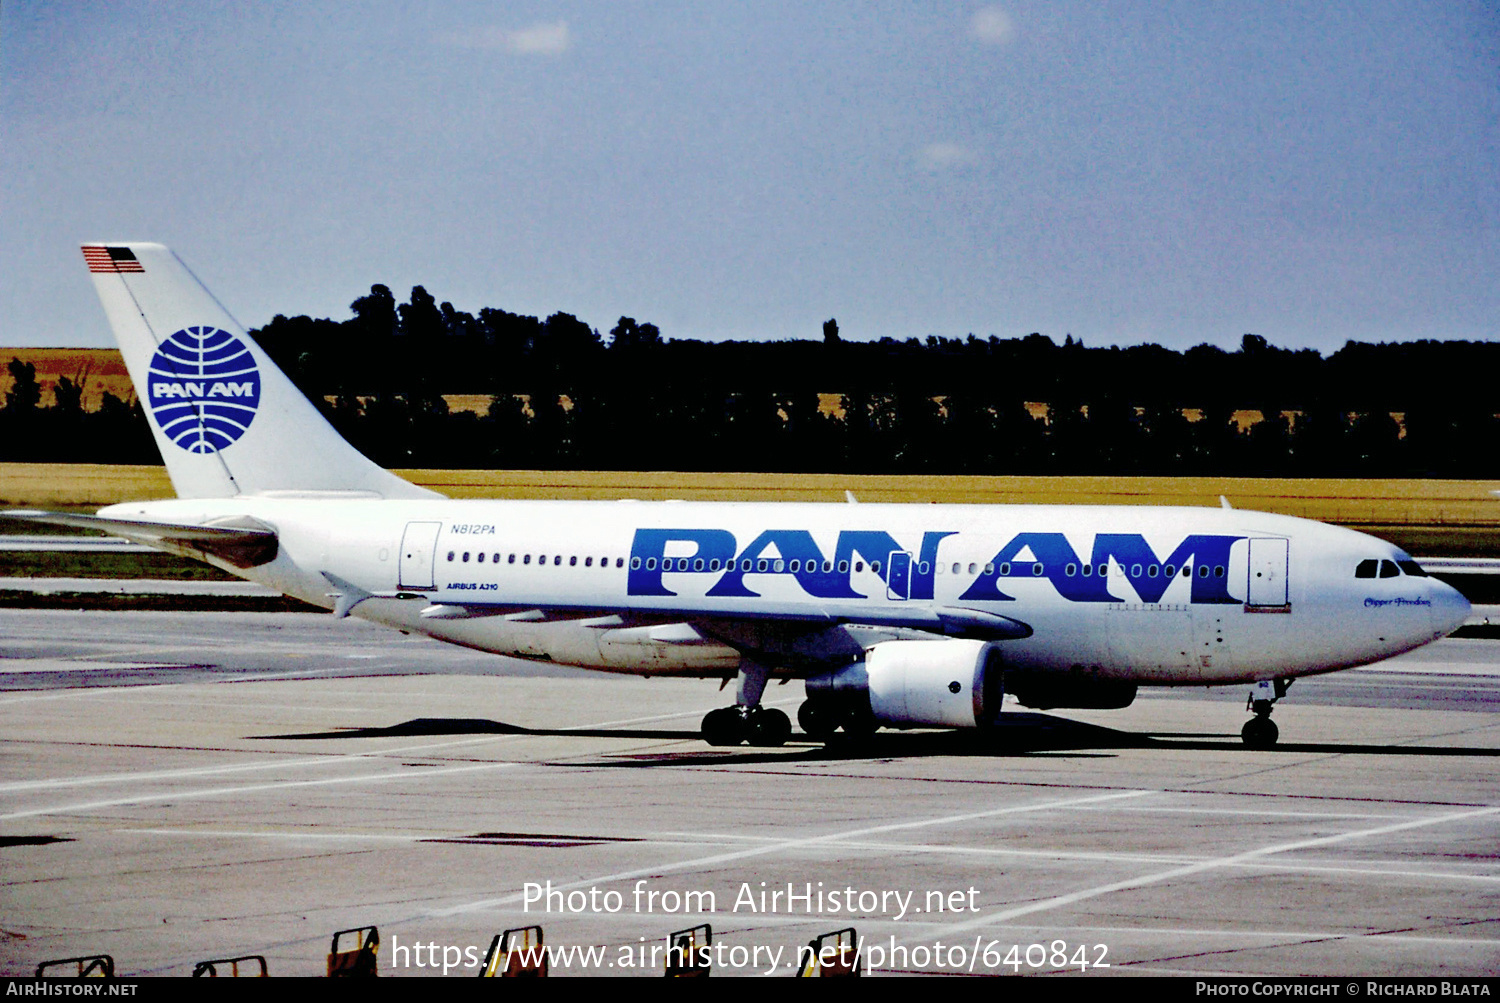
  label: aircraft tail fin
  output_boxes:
[82,243,438,500]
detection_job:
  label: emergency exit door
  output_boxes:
[886,551,913,600]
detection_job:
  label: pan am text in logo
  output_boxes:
[146,327,262,453]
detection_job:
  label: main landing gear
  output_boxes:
[795,696,875,742]
[700,659,792,748]
[701,705,792,747]
[1242,678,1292,749]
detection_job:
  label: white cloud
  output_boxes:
[918,142,979,171]
[436,20,571,55]
[969,6,1014,46]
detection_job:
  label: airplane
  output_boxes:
[5,242,1472,749]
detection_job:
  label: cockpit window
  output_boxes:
[1379,560,1400,578]
[1355,559,1378,579]
[1397,560,1429,577]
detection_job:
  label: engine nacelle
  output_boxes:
[864,638,1004,728]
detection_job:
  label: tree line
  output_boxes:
[3,281,1497,476]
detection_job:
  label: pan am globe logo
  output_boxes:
[146,326,262,453]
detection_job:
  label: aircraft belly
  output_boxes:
[1108,602,1198,682]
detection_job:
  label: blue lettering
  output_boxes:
[961,533,1101,602]
[912,531,957,600]
[1090,534,1242,604]
[627,529,737,596]
[707,530,856,598]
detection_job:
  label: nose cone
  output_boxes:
[1430,578,1471,638]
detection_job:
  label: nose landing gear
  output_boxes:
[1242,678,1292,748]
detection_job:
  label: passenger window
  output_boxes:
[968,563,976,574]
[585,557,593,567]
[774,560,785,572]
[695,558,705,571]
[985,563,994,575]
[462,552,470,563]
[631,557,641,569]
[1214,565,1225,578]
[1065,563,1077,577]
[838,561,849,573]
[569,556,577,566]
[508,553,516,564]
[1164,564,1176,577]
[952,563,960,574]
[646,558,656,570]
[1379,560,1399,578]
[615,558,623,568]
[855,562,864,572]
[1033,562,1044,576]
[871,561,881,574]
[477,552,485,563]
[1082,564,1092,576]
[523,554,531,565]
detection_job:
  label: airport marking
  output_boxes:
[0,759,529,822]
[428,787,1159,917]
[910,802,1500,942]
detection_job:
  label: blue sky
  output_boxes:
[3,1,1496,351]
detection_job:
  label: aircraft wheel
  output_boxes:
[1241,716,1279,749]
[841,705,878,740]
[702,707,746,747]
[747,708,792,747]
[797,699,838,740]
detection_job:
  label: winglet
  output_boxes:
[1220,495,1233,510]
[845,490,859,504]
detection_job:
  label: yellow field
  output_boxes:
[4,463,1499,529]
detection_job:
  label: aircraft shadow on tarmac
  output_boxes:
[257,713,1500,764]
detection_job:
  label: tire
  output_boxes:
[797,699,838,740]
[702,707,746,746]
[1241,716,1279,749]
[747,708,792,747]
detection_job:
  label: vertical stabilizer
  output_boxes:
[83,243,438,500]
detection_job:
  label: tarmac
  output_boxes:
[0,608,1496,977]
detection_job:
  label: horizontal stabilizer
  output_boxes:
[4,510,277,568]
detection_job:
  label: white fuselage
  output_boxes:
[98,496,1471,687]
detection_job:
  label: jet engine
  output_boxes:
[802,638,1004,736]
